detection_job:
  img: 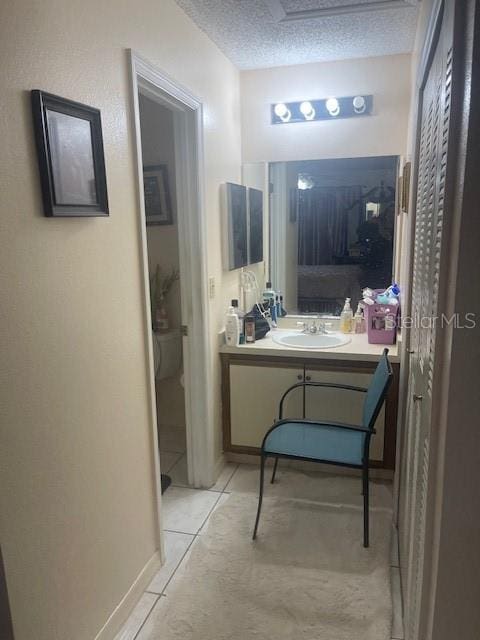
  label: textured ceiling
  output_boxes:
[174,0,420,69]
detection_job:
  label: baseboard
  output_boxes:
[94,550,161,640]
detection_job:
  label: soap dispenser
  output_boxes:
[354,303,366,334]
[340,298,353,334]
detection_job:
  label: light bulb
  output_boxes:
[300,101,315,120]
[353,95,366,114]
[326,97,340,117]
[297,173,314,190]
[274,103,291,122]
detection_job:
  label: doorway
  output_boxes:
[138,91,187,490]
[129,52,215,536]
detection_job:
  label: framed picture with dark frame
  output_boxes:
[31,90,109,217]
[223,182,248,270]
[248,187,263,264]
[143,164,173,225]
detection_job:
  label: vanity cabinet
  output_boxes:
[228,362,303,449]
[221,354,399,469]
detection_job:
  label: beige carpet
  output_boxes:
[140,479,393,640]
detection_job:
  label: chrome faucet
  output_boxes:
[296,318,330,334]
[316,320,329,334]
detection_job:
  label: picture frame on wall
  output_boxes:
[31,90,109,217]
[248,187,263,264]
[222,182,248,270]
[143,164,173,225]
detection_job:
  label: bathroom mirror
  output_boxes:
[269,156,398,315]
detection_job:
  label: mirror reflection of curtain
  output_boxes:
[297,185,362,265]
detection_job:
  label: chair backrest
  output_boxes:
[363,348,393,430]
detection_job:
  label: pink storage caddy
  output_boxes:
[364,289,399,345]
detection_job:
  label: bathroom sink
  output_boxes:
[271,331,351,350]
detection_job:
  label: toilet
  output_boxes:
[152,330,182,381]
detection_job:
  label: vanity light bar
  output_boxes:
[270,95,373,124]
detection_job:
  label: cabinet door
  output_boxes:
[304,368,385,462]
[230,363,303,449]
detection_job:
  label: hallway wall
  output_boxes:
[0,1,241,639]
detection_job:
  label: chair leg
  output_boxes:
[252,453,266,540]
[271,456,279,484]
[363,463,370,548]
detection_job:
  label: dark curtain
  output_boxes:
[297,185,362,265]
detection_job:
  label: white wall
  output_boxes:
[0,1,241,639]
[241,54,411,163]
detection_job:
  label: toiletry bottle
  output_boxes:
[231,299,245,343]
[340,298,353,334]
[270,297,277,326]
[280,295,287,317]
[275,294,281,319]
[385,282,400,298]
[244,315,256,343]
[225,306,240,346]
[263,281,275,303]
[354,303,366,334]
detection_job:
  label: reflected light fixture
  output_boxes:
[353,95,366,114]
[297,173,314,190]
[299,100,315,120]
[274,102,291,122]
[325,97,340,117]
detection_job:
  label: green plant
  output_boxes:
[149,264,180,315]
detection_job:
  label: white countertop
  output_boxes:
[219,329,400,363]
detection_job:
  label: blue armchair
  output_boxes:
[252,348,393,547]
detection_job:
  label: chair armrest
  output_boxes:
[279,381,368,419]
[271,418,375,435]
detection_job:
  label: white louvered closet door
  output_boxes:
[399,3,454,639]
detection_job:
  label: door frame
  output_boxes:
[128,51,215,531]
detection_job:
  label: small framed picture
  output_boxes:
[401,161,411,213]
[248,187,263,264]
[223,182,248,270]
[143,164,173,225]
[31,90,109,217]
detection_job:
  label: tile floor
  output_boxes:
[114,463,404,640]
[158,421,188,487]
[158,423,186,457]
